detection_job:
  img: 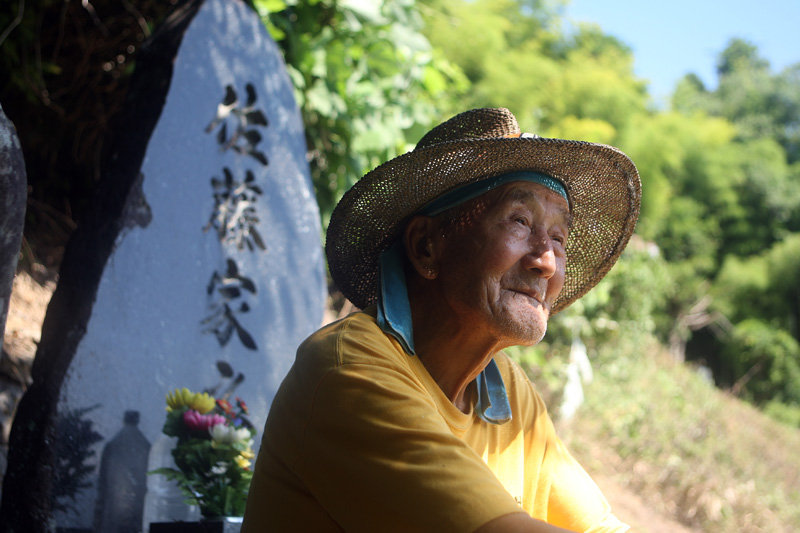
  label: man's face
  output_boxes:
[433,181,569,347]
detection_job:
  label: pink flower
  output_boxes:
[183,409,226,434]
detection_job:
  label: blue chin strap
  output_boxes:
[375,170,566,424]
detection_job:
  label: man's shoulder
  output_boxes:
[274,307,410,421]
[298,305,404,369]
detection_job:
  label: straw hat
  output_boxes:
[326,107,641,314]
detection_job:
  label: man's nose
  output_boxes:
[522,233,557,279]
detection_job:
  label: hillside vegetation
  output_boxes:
[524,336,800,532]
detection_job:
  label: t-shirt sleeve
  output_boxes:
[517,371,628,533]
[292,360,523,533]
[540,430,629,532]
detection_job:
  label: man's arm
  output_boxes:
[474,512,577,533]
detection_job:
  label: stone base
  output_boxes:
[149,517,242,533]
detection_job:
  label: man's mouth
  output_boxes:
[511,288,544,306]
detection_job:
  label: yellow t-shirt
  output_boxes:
[242,309,627,533]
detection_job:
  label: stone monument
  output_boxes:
[0,104,27,351]
[0,0,325,530]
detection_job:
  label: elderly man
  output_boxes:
[242,108,641,532]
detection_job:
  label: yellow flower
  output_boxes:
[241,445,255,460]
[165,387,216,414]
[235,455,251,470]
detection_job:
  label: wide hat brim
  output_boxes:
[326,108,641,314]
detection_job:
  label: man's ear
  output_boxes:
[403,215,439,280]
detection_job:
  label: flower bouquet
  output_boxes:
[151,388,256,518]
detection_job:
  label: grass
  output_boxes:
[531,335,800,532]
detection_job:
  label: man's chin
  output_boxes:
[504,315,548,347]
[524,324,548,346]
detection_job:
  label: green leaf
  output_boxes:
[147,467,181,478]
[252,0,287,18]
[339,0,387,23]
[306,80,335,116]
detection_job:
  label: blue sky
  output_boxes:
[563,0,800,105]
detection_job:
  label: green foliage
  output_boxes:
[251,0,466,225]
[722,319,800,405]
[608,39,800,410]
[543,26,646,134]
[714,233,800,339]
[716,38,770,77]
[52,405,104,516]
[763,399,800,429]
[420,0,646,138]
[602,242,673,337]
[652,196,720,274]
[616,110,737,249]
[768,234,800,332]
[419,0,516,85]
[713,138,800,257]
[706,235,800,405]
[674,37,800,164]
[152,437,253,518]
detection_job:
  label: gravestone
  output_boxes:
[0,103,27,500]
[0,104,27,350]
[0,0,325,530]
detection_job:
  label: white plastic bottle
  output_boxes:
[141,434,199,531]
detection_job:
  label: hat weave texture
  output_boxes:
[326,108,641,314]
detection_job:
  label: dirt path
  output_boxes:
[592,473,698,533]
